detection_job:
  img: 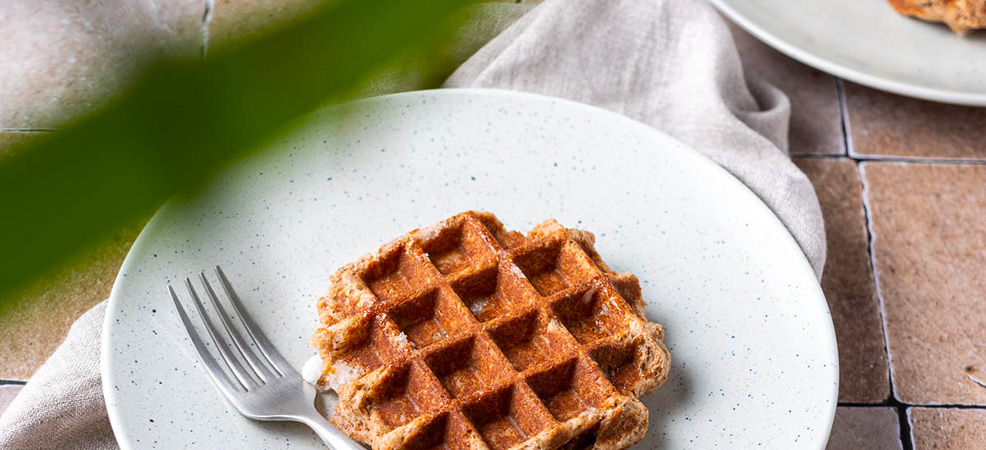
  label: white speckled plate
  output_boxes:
[711,0,986,106]
[102,89,837,449]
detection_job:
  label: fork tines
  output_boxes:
[169,266,292,392]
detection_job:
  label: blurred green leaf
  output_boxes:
[0,0,476,302]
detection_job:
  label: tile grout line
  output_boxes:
[904,408,918,450]
[0,129,58,133]
[969,375,986,390]
[838,402,986,410]
[836,79,853,157]
[907,404,986,410]
[857,162,895,400]
[201,0,214,59]
[735,153,986,165]
[898,405,915,450]
[836,399,986,450]
[791,154,848,160]
[857,162,915,450]
[850,154,986,165]
[686,152,986,165]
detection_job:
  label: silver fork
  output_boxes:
[169,266,361,449]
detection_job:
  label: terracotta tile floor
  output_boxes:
[825,407,902,450]
[728,23,986,449]
[726,26,986,449]
[2,12,985,449]
[862,163,986,406]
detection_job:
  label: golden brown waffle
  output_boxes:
[311,211,670,450]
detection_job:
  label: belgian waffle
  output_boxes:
[311,211,670,450]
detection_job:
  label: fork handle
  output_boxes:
[297,410,365,450]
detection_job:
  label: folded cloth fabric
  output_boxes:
[445,0,825,273]
[0,303,115,449]
[0,0,825,448]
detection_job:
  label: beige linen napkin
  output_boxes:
[0,0,825,448]
[0,304,115,450]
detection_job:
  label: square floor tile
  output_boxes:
[862,162,986,405]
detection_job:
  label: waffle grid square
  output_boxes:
[312,212,669,450]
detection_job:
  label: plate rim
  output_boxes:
[710,0,986,107]
[101,87,839,449]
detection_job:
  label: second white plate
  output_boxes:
[103,89,838,449]
[712,0,986,106]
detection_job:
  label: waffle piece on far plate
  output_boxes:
[310,211,670,450]
[889,0,986,34]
